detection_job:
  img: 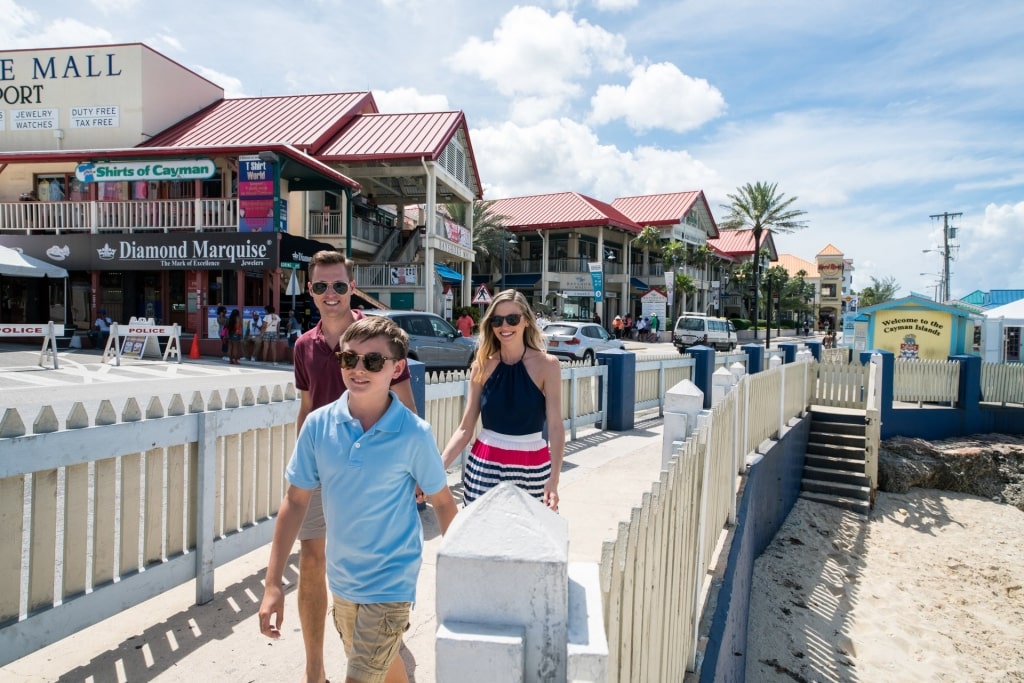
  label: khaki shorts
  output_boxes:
[331,596,410,683]
[298,486,326,541]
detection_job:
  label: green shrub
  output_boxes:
[730,318,751,330]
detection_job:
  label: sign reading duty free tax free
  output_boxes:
[74,159,216,183]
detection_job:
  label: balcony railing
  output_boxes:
[0,199,238,234]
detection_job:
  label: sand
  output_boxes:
[745,489,1024,682]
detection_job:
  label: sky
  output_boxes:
[3,0,1023,299]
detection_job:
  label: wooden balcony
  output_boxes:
[0,199,238,234]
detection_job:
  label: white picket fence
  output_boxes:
[893,358,960,406]
[981,362,1024,405]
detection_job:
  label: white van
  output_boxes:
[672,315,736,353]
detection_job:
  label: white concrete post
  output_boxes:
[662,379,703,468]
[711,366,736,406]
[437,483,569,682]
[729,361,746,381]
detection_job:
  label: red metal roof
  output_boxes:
[142,93,377,152]
[612,191,719,237]
[489,192,642,233]
[708,229,778,260]
[317,112,461,160]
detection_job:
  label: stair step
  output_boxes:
[800,491,870,516]
[805,453,866,472]
[808,431,865,448]
[806,442,866,460]
[801,477,871,499]
[802,465,870,487]
[810,420,865,436]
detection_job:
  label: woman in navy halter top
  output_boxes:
[441,290,565,509]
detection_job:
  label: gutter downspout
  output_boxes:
[421,157,436,313]
[344,187,353,258]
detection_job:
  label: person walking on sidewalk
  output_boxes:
[290,250,419,683]
[260,305,281,364]
[260,316,457,683]
[225,309,243,364]
[246,309,264,361]
[440,289,565,510]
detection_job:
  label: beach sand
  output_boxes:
[746,489,1024,682]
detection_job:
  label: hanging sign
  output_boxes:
[472,284,492,305]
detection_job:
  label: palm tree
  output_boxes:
[662,241,688,313]
[446,200,510,277]
[631,225,662,278]
[674,273,697,321]
[719,182,808,339]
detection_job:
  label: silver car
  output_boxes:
[363,310,475,370]
[542,321,624,364]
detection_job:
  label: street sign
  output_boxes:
[472,284,492,304]
[286,269,301,296]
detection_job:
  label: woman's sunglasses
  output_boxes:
[489,313,523,328]
[336,350,397,372]
[310,280,350,295]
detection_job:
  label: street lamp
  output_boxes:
[500,230,518,291]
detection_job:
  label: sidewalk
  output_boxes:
[3,415,666,683]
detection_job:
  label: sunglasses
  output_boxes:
[310,280,351,296]
[489,313,523,327]
[336,350,397,372]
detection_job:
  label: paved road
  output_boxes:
[0,343,295,423]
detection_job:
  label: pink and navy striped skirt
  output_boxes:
[463,429,551,504]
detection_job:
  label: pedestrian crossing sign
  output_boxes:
[472,284,492,304]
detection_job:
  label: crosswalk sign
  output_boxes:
[472,284,492,305]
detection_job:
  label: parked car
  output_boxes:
[672,314,736,353]
[363,310,475,370]
[542,321,624,364]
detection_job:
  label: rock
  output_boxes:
[878,434,1024,511]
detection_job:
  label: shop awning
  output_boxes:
[471,274,491,286]
[435,263,463,282]
[0,245,69,278]
[631,277,650,290]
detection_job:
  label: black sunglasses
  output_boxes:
[310,280,351,295]
[336,350,397,372]
[489,313,523,327]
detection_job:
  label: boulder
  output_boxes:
[879,434,1024,511]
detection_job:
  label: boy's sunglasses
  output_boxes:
[336,350,396,372]
[489,313,523,328]
[310,280,351,295]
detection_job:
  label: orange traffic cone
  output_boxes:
[189,333,202,360]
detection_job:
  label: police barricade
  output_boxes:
[0,321,64,369]
[102,318,182,366]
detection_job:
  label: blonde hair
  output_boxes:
[473,290,545,380]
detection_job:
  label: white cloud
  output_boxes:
[373,88,450,114]
[192,66,246,98]
[471,118,719,200]
[448,6,632,120]
[589,62,726,133]
[593,0,639,10]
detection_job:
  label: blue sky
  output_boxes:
[4,0,1023,298]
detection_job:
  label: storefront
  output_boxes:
[2,232,288,334]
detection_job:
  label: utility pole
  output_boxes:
[929,212,961,302]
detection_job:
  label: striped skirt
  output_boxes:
[463,429,551,505]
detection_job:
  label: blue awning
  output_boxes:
[435,264,463,282]
[631,277,650,290]
[471,274,490,286]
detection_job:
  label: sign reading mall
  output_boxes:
[0,233,278,271]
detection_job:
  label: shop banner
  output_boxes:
[588,262,603,303]
[1,233,278,270]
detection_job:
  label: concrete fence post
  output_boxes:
[778,342,799,364]
[804,339,822,361]
[686,345,715,409]
[598,349,635,431]
[436,483,606,682]
[742,343,764,374]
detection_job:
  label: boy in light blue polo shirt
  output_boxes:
[260,316,457,683]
